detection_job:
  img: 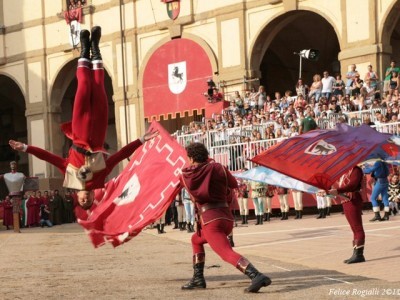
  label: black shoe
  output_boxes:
[317,209,325,219]
[298,210,303,219]
[381,212,390,221]
[344,247,365,264]
[241,215,246,225]
[182,262,206,290]
[243,264,272,293]
[160,224,166,234]
[326,207,331,216]
[369,211,382,222]
[265,213,270,222]
[90,26,102,60]
[79,30,90,59]
[255,215,260,225]
[294,211,299,219]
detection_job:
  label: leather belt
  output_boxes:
[199,202,229,214]
[71,144,92,156]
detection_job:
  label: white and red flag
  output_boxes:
[78,122,188,247]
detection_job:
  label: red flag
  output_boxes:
[78,122,188,247]
[251,124,390,190]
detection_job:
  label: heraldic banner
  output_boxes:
[78,121,188,248]
[251,123,392,190]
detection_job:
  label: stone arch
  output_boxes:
[49,58,119,177]
[0,74,27,197]
[379,0,400,61]
[249,10,341,95]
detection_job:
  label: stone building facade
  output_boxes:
[0,0,398,190]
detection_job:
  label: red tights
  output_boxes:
[342,194,365,244]
[72,63,108,149]
[192,219,242,266]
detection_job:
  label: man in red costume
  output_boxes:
[9,26,157,209]
[180,142,271,293]
[2,196,13,230]
[320,166,366,264]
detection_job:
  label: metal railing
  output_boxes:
[176,122,400,171]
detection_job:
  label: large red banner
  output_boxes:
[251,124,390,190]
[143,38,213,120]
[78,122,188,247]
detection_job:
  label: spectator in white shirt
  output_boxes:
[321,71,336,100]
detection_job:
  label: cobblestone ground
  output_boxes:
[0,212,399,300]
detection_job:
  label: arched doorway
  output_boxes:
[381,0,400,64]
[250,11,340,97]
[52,59,119,179]
[0,75,27,197]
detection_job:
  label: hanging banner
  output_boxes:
[143,38,213,120]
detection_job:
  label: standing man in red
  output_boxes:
[0,161,25,232]
[2,196,14,230]
[181,143,271,293]
[26,192,38,227]
[9,26,157,210]
[320,166,366,264]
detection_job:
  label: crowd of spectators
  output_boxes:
[180,61,400,143]
[1,189,77,230]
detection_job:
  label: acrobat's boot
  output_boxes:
[90,26,102,60]
[369,209,382,222]
[344,241,365,264]
[182,253,206,290]
[80,30,90,59]
[236,257,271,293]
[228,235,235,247]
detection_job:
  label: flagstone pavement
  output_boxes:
[0,210,399,300]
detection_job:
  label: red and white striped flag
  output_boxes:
[78,122,188,247]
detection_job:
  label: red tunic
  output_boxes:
[26,196,38,226]
[26,139,142,190]
[181,160,238,224]
[2,199,13,226]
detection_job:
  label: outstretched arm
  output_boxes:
[106,129,159,169]
[9,140,66,172]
